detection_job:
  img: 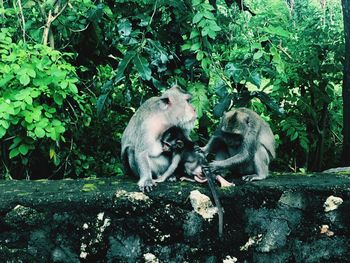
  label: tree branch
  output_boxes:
[17,0,26,43]
[42,1,69,47]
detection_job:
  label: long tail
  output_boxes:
[200,152,224,239]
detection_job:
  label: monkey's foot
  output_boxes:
[154,176,166,183]
[179,176,196,182]
[138,178,156,192]
[216,175,235,187]
[242,174,266,182]
[194,175,207,183]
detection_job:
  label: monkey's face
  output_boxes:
[183,152,207,183]
[221,111,250,136]
[160,87,197,130]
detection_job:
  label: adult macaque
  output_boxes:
[202,107,275,181]
[121,86,197,192]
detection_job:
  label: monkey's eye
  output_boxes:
[185,95,192,103]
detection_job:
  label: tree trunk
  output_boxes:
[341,0,350,166]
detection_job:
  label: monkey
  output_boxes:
[156,126,234,187]
[156,127,225,238]
[154,126,206,184]
[121,86,197,192]
[202,107,275,182]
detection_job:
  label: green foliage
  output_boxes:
[0,0,346,178]
[0,28,89,178]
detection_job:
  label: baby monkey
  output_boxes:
[157,127,226,238]
[155,127,233,187]
[154,127,206,183]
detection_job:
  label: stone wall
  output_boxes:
[0,174,349,262]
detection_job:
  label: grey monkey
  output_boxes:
[121,86,197,192]
[202,107,275,181]
[154,126,207,184]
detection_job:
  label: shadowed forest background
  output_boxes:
[0,0,349,180]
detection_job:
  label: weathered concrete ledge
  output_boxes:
[0,173,350,262]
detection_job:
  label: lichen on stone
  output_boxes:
[189,190,218,221]
[144,252,160,263]
[223,255,238,263]
[323,195,343,212]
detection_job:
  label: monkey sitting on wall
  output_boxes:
[121,86,197,192]
[202,107,275,182]
[154,126,206,183]
[156,127,233,187]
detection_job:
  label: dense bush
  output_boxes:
[0,0,345,179]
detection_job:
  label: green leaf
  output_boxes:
[203,11,215,20]
[34,127,46,138]
[19,144,29,155]
[9,148,20,159]
[24,96,33,105]
[69,83,78,94]
[115,51,136,80]
[196,51,204,61]
[49,148,56,159]
[250,72,261,88]
[207,30,217,39]
[188,83,209,119]
[0,120,10,129]
[0,74,14,87]
[253,51,263,60]
[193,13,203,24]
[190,30,200,39]
[26,68,36,78]
[263,26,290,38]
[190,42,201,51]
[55,125,65,134]
[181,43,191,51]
[192,0,201,6]
[133,55,152,81]
[53,93,63,105]
[52,119,62,126]
[210,24,221,32]
[49,129,58,140]
[24,113,33,123]
[60,80,68,89]
[118,19,132,37]
[0,127,6,138]
[291,131,298,141]
[19,74,30,86]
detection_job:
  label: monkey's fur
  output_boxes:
[121,86,197,192]
[154,126,206,183]
[157,127,224,238]
[202,107,275,181]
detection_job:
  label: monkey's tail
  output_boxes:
[121,147,137,178]
[202,165,224,239]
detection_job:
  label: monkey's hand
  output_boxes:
[209,160,225,173]
[242,174,266,182]
[138,177,156,192]
[194,145,208,156]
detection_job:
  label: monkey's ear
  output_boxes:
[176,140,184,149]
[160,97,171,109]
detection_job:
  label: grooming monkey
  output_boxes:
[202,107,275,181]
[121,86,197,192]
